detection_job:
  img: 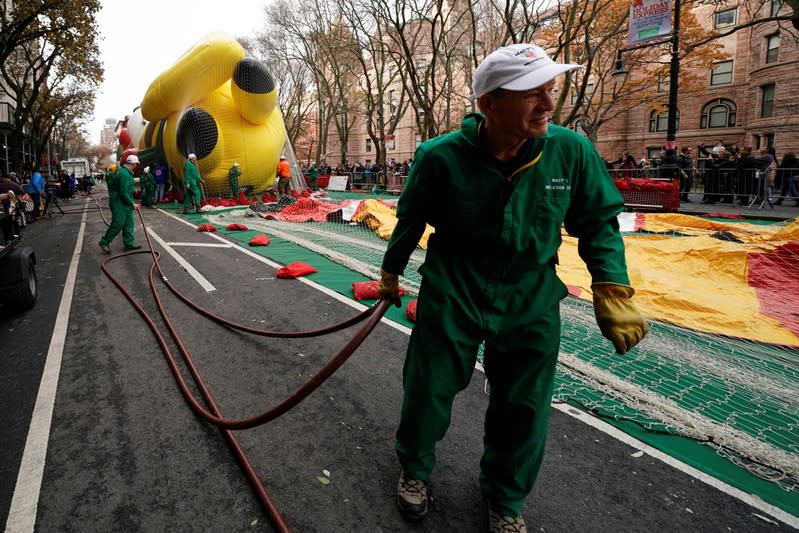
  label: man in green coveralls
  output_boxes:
[378,44,649,532]
[308,163,319,190]
[179,153,204,213]
[99,154,141,253]
[140,166,156,207]
[229,162,241,199]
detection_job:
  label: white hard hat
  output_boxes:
[233,162,240,167]
[280,155,287,160]
[125,154,140,164]
[144,166,150,173]
[188,153,197,160]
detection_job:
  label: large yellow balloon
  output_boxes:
[138,32,286,195]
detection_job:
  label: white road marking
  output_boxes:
[551,403,799,529]
[163,242,233,248]
[4,210,88,533]
[146,229,216,292]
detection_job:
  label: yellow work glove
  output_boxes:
[377,270,402,308]
[592,282,650,355]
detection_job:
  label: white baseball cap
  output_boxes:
[471,43,583,100]
[125,154,140,164]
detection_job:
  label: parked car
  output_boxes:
[0,192,37,312]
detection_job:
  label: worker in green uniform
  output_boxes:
[228,162,241,199]
[99,154,141,253]
[179,153,204,214]
[378,44,649,533]
[140,166,156,207]
[308,163,319,190]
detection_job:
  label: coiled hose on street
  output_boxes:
[101,207,391,532]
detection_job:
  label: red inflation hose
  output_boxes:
[100,208,392,532]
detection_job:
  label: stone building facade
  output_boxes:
[596,0,799,163]
[329,1,797,168]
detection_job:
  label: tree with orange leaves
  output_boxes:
[534,0,728,143]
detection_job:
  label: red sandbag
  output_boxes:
[226,223,249,231]
[249,234,270,246]
[238,190,249,205]
[352,280,406,301]
[197,224,216,232]
[276,261,318,279]
[406,299,418,321]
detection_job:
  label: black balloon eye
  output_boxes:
[233,58,275,94]
[176,108,218,160]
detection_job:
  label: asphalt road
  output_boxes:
[1,193,796,532]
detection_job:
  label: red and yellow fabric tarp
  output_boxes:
[559,214,799,346]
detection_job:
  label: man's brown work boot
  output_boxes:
[487,501,527,533]
[396,470,428,521]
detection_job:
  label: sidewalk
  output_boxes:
[675,191,798,221]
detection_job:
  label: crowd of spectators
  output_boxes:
[301,158,414,179]
[603,142,799,206]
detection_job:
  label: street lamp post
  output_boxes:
[612,0,681,180]
[661,0,682,181]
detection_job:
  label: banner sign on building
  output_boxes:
[628,0,673,44]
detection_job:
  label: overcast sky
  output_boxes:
[88,0,269,143]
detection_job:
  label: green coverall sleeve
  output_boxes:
[563,138,629,285]
[381,146,434,276]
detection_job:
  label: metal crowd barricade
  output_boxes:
[386,173,407,195]
[772,166,799,204]
[692,161,799,205]
[748,169,774,210]
[349,171,366,191]
[349,170,389,192]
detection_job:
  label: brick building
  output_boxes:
[99,118,118,149]
[596,0,799,163]
[331,0,797,169]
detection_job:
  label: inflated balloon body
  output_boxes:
[136,32,286,196]
[125,108,147,151]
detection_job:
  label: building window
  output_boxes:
[710,60,733,85]
[761,84,775,118]
[766,34,780,64]
[389,90,397,115]
[570,82,594,105]
[713,8,736,28]
[540,15,559,28]
[657,75,669,94]
[366,138,372,152]
[700,99,737,128]
[0,102,14,123]
[648,109,680,132]
[771,0,783,16]
[415,133,422,148]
